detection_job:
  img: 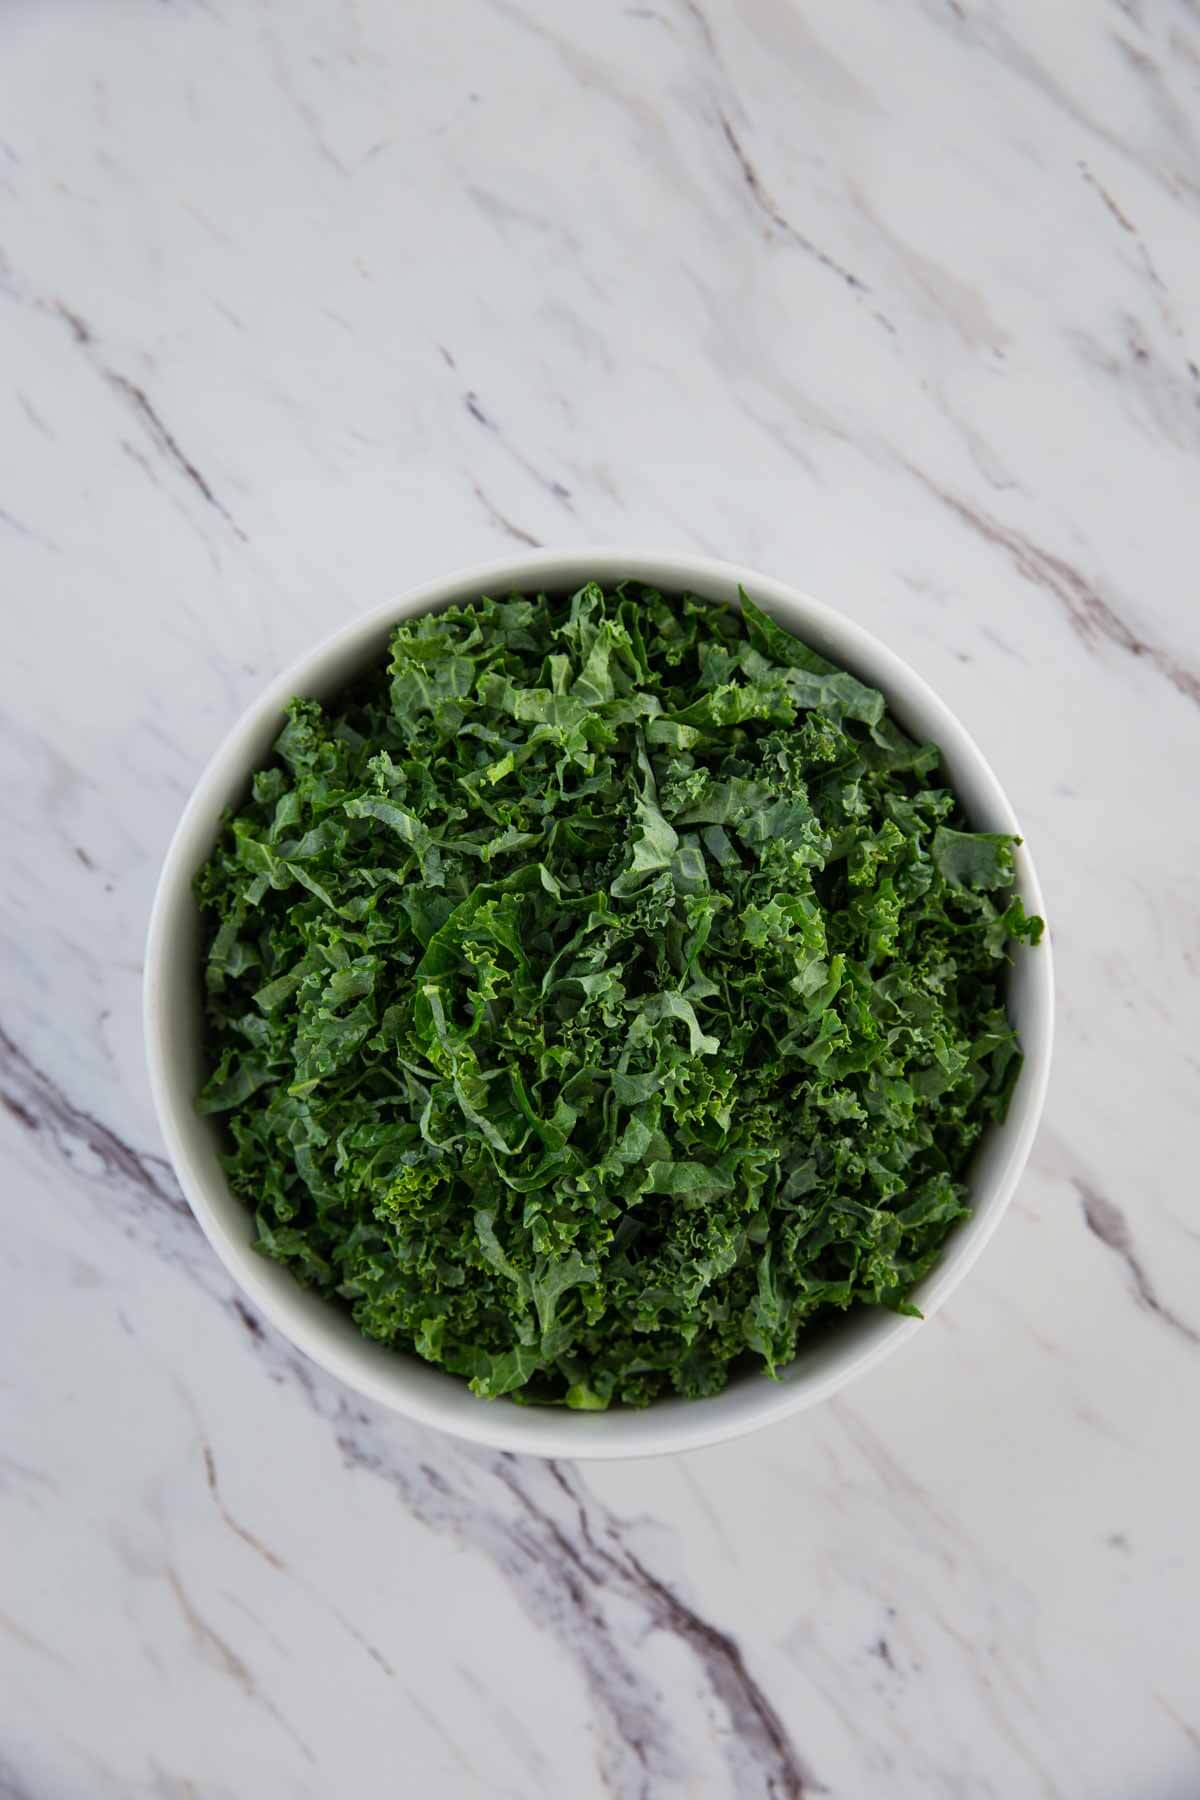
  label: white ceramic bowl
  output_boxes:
[145,550,1053,1458]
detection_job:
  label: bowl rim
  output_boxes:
[144,548,1054,1459]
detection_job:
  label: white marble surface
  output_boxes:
[2,0,1198,1794]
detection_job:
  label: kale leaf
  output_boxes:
[196,583,1042,1407]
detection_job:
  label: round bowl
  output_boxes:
[144,550,1053,1458]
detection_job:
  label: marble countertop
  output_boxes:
[3,1,1198,1794]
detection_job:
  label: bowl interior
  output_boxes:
[145,552,1052,1457]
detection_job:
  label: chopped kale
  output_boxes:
[196,583,1042,1407]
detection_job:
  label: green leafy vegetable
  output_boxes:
[196,582,1042,1407]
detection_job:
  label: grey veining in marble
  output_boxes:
[2,1,1199,1795]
